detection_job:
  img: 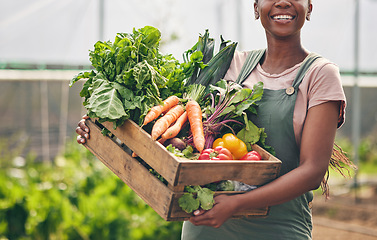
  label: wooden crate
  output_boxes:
[83,118,281,221]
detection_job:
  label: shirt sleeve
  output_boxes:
[307,60,346,128]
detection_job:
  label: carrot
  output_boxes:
[186,100,205,152]
[161,111,188,140]
[143,95,180,126]
[151,105,185,140]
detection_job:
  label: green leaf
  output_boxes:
[86,79,127,120]
[190,51,204,63]
[140,26,161,48]
[166,144,184,157]
[79,77,94,98]
[217,180,235,191]
[69,70,95,87]
[178,185,215,212]
[257,129,276,155]
[251,81,264,102]
[178,193,200,213]
[194,42,237,86]
[197,187,215,210]
[236,120,262,151]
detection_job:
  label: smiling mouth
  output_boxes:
[272,15,295,20]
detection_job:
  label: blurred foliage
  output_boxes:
[0,138,182,240]
[337,134,377,166]
[334,134,377,178]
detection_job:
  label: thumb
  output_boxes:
[193,209,206,216]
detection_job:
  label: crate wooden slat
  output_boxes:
[83,118,281,221]
[84,119,173,217]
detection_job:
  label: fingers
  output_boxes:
[188,195,235,228]
[76,117,90,144]
[77,135,86,144]
[193,209,206,216]
[189,210,221,228]
[78,119,90,134]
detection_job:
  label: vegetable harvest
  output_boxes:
[151,104,185,140]
[71,26,273,216]
[161,111,188,140]
[186,100,205,152]
[70,26,187,129]
[143,95,180,126]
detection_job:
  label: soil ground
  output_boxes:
[311,178,377,239]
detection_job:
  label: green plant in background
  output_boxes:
[0,138,182,240]
[330,135,377,177]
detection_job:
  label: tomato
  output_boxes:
[202,149,214,155]
[214,146,233,160]
[198,149,216,160]
[198,146,232,160]
[240,150,262,161]
[250,150,262,159]
[198,152,211,160]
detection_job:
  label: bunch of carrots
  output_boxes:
[143,95,205,153]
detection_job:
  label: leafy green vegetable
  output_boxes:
[166,144,195,159]
[216,180,235,191]
[182,145,194,158]
[70,26,187,128]
[178,186,215,213]
[199,79,264,149]
[184,30,237,87]
[236,120,263,150]
[197,187,215,210]
[178,193,200,213]
[237,120,275,155]
[193,42,238,87]
[166,144,185,157]
[70,26,236,130]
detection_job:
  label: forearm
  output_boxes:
[232,160,327,212]
[231,102,340,212]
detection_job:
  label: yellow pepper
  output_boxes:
[212,133,248,160]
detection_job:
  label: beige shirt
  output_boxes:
[224,51,346,146]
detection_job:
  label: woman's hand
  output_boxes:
[189,194,238,228]
[76,115,90,144]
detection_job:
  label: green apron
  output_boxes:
[181,49,322,240]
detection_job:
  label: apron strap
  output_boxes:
[235,49,266,85]
[292,52,322,88]
[236,50,322,96]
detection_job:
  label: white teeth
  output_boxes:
[273,15,293,20]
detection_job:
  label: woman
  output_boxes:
[180,0,347,239]
[77,0,348,239]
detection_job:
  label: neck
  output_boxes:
[261,34,309,74]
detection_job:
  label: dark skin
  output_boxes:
[76,0,341,229]
[187,0,340,228]
[76,115,90,144]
